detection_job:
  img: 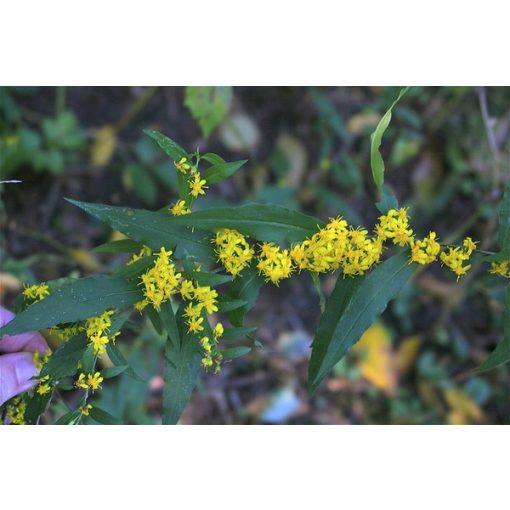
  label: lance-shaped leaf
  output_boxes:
[66,199,215,262]
[0,275,142,336]
[227,265,265,327]
[202,159,247,184]
[485,180,510,262]
[476,286,510,371]
[143,129,188,162]
[308,252,416,392]
[370,87,409,190]
[162,203,324,244]
[163,329,201,425]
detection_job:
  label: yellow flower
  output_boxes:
[80,404,93,416]
[32,351,51,370]
[36,376,52,395]
[193,285,219,314]
[489,260,510,278]
[89,334,109,356]
[179,279,195,300]
[86,372,104,391]
[213,228,254,276]
[375,208,414,247]
[189,171,207,198]
[127,245,152,265]
[213,322,224,340]
[75,373,89,390]
[187,316,204,334]
[134,299,149,312]
[169,199,191,216]
[174,157,191,174]
[23,283,50,301]
[139,248,182,311]
[439,236,477,279]
[257,242,293,285]
[410,232,441,265]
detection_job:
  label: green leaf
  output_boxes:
[308,252,416,392]
[80,344,96,374]
[183,270,232,287]
[40,333,88,379]
[0,275,142,336]
[159,300,180,348]
[310,272,325,313]
[221,346,251,359]
[202,153,225,166]
[485,180,510,262]
[92,239,144,253]
[163,203,323,244]
[67,199,215,262]
[476,286,510,371]
[375,184,399,214]
[227,265,265,327]
[163,330,201,425]
[216,298,248,313]
[370,87,409,190]
[222,326,258,341]
[102,365,129,378]
[24,391,52,424]
[106,342,143,382]
[184,86,232,137]
[203,160,247,184]
[88,405,121,425]
[55,410,82,425]
[143,129,188,162]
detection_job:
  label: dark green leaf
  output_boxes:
[81,344,96,374]
[222,326,257,341]
[183,270,232,287]
[102,365,128,378]
[24,391,52,424]
[227,265,264,327]
[162,203,323,244]
[67,199,215,262]
[163,330,201,425]
[55,410,82,425]
[88,405,121,425]
[485,181,510,262]
[106,342,144,382]
[40,333,88,379]
[159,300,180,348]
[216,298,248,313]
[221,346,251,359]
[370,87,409,190]
[0,275,142,336]
[203,160,247,184]
[375,184,399,214]
[92,239,144,254]
[476,286,510,371]
[202,153,225,166]
[308,252,416,392]
[143,129,188,162]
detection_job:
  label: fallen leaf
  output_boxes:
[444,388,483,424]
[90,125,117,167]
[395,335,421,376]
[353,322,397,396]
[66,248,101,272]
[275,134,307,187]
[347,112,381,135]
[220,113,260,152]
[0,272,22,298]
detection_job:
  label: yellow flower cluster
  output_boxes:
[440,237,477,280]
[4,397,26,425]
[489,260,510,278]
[375,208,414,246]
[75,372,104,392]
[32,351,51,370]
[257,242,293,285]
[410,232,441,265]
[80,404,93,416]
[22,283,50,301]
[169,199,191,216]
[183,283,219,333]
[137,248,182,311]
[86,310,118,355]
[36,375,52,396]
[200,323,224,373]
[214,229,255,276]
[290,216,384,277]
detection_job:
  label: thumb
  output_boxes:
[0,352,39,407]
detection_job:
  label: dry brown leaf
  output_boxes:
[347,112,381,135]
[444,388,483,424]
[0,272,22,299]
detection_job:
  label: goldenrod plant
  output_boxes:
[2,87,509,425]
